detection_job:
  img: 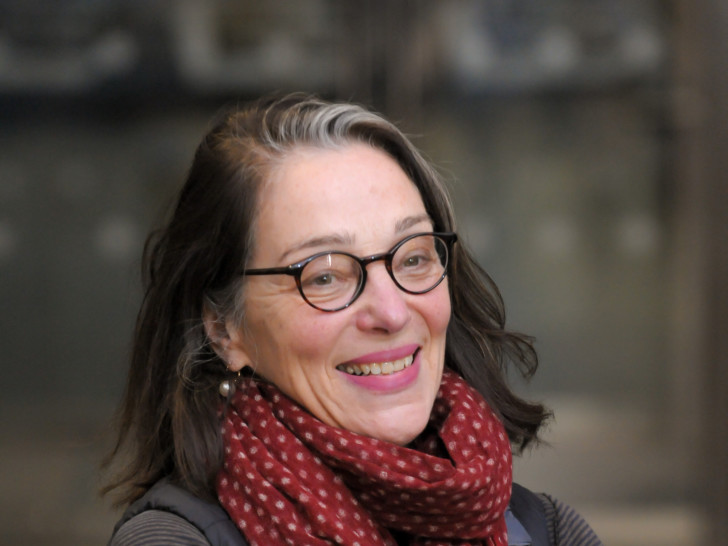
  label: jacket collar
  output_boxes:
[506,506,532,545]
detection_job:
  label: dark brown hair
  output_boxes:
[102,93,550,506]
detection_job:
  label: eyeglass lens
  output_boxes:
[299,234,448,311]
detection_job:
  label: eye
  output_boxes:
[402,254,427,267]
[299,253,359,295]
[301,270,340,289]
[398,249,435,271]
[310,273,334,286]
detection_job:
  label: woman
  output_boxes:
[104,94,602,545]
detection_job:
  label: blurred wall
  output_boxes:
[0,1,724,545]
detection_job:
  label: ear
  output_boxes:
[203,305,252,372]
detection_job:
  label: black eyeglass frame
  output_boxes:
[243,231,457,312]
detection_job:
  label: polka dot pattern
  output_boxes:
[217,370,511,546]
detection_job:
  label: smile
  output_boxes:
[336,354,414,376]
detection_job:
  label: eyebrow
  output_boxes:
[278,213,433,263]
[395,213,433,233]
[278,233,355,263]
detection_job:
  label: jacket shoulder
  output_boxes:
[510,483,551,545]
[110,509,210,545]
[538,492,603,546]
[109,479,247,546]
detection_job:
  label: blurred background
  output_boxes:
[1,1,726,545]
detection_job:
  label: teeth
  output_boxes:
[337,354,414,377]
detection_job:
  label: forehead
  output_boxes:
[253,144,428,256]
[268,144,424,214]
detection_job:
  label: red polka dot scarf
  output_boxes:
[217,369,512,546]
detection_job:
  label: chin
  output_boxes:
[359,407,431,446]
[380,428,424,447]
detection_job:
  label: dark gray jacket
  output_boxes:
[109,479,563,546]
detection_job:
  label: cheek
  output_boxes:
[424,285,452,337]
[261,309,344,369]
[287,318,337,359]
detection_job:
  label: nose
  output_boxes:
[354,263,411,333]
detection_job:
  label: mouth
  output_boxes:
[336,352,416,377]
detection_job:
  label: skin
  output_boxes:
[216,144,451,445]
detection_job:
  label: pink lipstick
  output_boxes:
[337,345,420,392]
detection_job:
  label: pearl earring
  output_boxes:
[219,370,241,398]
[219,379,235,397]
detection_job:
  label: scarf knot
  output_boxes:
[217,369,512,546]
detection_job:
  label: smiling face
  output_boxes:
[223,143,451,445]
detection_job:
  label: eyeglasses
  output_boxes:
[243,232,457,312]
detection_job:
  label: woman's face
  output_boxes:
[226,144,451,445]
